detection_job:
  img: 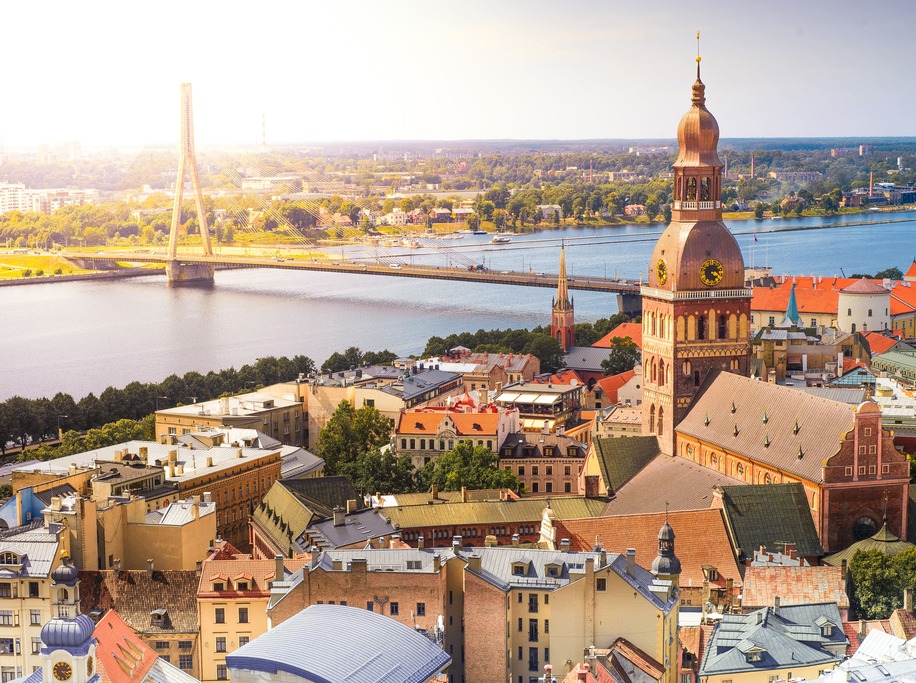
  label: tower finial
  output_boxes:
[696,31,701,77]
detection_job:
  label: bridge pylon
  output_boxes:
[167,83,215,285]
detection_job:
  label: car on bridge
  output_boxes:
[389,263,402,269]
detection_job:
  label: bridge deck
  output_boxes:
[68,253,642,294]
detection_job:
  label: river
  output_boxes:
[2,211,914,401]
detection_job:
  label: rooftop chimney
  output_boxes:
[147,559,154,578]
[452,536,462,549]
[906,588,913,611]
[346,499,357,515]
[484,535,497,547]
[332,506,345,527]
[626,548,636,576]
[577,666,589,682]
[560,538,570,552]
[461,486,468,503]
[774,595,780,614]
[139,446,148,461]
[431,484,439,500]
[220,396,230,415]
[512,534,520,547]
[417,535,425,549]
[206,456,213,468]
[113,558,122,574]
[467,554,482,573]
[389,535,400,549]
[433,554,441,572]
[168,450,178,464]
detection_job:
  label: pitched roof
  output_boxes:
[677,371,856,483]
[595,370,637,404]
[717,484,824,561]
[865,332,902,356]
[742,566,848,609]
[842,277,889,294]
[78,570,200,635]
[906,260,916,279]
[384,496,607,530]
[198,556,307,594]
[592,436,659,494]
[601,455,743,516]
[555,509,743,589]
[225,604,451,683]
[564,346,616,372]
[842,620,894,657]
[889,281,916,316]
[396,411,501,436]
[699,604,847,676]
[594,323,643,350]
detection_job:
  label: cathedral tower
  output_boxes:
[641,53,752,455]
[551,245,575,351]
[40,553,99,683]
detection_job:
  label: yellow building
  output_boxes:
[0,522,66,680]
[463,532,680,683]
[197,544,308,682]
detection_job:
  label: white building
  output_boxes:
[837,278,890,333]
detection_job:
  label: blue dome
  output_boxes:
[41,614,95,649]
[51,562,79,587]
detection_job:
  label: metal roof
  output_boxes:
[0,524,59,579]
[145,498,216,525]
[226,604,451,683]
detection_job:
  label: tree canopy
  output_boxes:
[600,336,640,375]
[848,547,916,619]
[418,441,521,493]
[316,401,392,476]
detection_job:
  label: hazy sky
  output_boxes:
[2,0,914,148]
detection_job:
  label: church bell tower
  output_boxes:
[641,46,752,455]
[551,245,575,351]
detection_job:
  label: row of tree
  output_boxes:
[0,354,316,456]
[316,401,520,496]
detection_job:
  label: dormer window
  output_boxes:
[237,581,249,590]
[545,563,562,578]
[0,552,20,565]
[512,563,528,576]
[815,615,836,637]
[746,650,764,663]
[703,566,719,581]
[822,625,833,637]
[212,582,224,591]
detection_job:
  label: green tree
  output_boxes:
[875,266,904,280]
[522,334,564,373]
[344,448,417,496]
[754,203,765,219]
[849,549,903,619]
[418,441,520,492]
[322,347,363,373]
[316,401,391,475]
[600,336,640,376]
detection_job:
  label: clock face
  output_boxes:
[700,258,725,287]
[53,662,73,682]
[656,259,668,285]
[87,655,94,676]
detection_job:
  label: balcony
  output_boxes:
[673,200,720,210]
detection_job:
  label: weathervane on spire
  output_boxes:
[696,31,702,77]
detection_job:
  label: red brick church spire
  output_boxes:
[551,245,575,351]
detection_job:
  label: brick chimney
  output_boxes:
[584,475,599,498]
[332,506,345,527]
[905,588,913,611]
[431,484,439,500]
[346,499,357,514]
[626,548,636,575]
[147,558,154,578]
[577,666,589,682]
[275,554,285,582]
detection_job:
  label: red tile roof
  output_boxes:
[531,369,585,385]
[93,610,158,682]
[906,260,916,279]
[742,566,849,608]
[595,370,636,404]
[198,557,308,595]
[396,411,502,436]
[864,332,900,356]
[843,277,889,294]
[594,323,643,349]
[890,282,916,317]
[751,276,916,319]
[843,620,892,655]
[555,509,742,588]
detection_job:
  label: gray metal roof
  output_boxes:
[226,604,451,683]
[144,498,216,525]
[0,524,59,579]
[700,603,846,677]
[279,446,324,479]
[305,508,398,550]
[381,369,462,402]
[311,547,456,573]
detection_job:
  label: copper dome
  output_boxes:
[648,219,745,291]
[674,69,723,170]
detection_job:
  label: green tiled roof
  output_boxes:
[719,484,824,563]
[593,436,659,495]
[822,522,914,567]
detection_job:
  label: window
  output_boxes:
[213,582,224,591]
[518,466,525,476]
[28,582,38,598]
[214,607,225,624]
[845,466,853,476]
[518,618,523,632]
[390,602,399,616]
[545,482,553,493]
[30,610,41,626]
[215,637,227,652]
[529,619,538,642]
[31,638,41,655]
[564,483,571,493]
[859,466,866,475]
[532,466,538,476]
[545,619,549,634]
[216,664,228,680]
[416,602,426,617]
[529,647,539,672]
[238,607,249,623]
[532,483,539,493]
[0,611,12,626]
[564,465,571,476]
[528,594,538,613]
[179,641,192,650]
[868,309,873,317]
[596,578,607,591]
[768,316,776,326]
[0,585,9,598]
[0,640,11,656]
[546,466,552,476]
[811,318,817,327]
[367,601,374,611]
[155,641,169,650]
[364,399,375,408]
[239,636,250,647]
[237,581,248,590]
[179,655,193,670]
[883,465,890,474]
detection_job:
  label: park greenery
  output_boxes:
[848,547,916,619]
[600,336,640,375]
[316,401,521,495]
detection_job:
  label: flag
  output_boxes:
[754,235,758,243]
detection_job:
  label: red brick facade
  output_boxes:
[822,402,910,550]
[463,570,508,682]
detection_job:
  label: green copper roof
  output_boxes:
[778,282,803,328]
[822,522,914,567]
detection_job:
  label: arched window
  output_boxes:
[697,316,707,340]
[736,463,745,477]
[683,360,692,376]
[851,323,856,333]
[718,315,727,339]
[651,313,657,336]
[657,406,664,437]
[764,473,772,484]
[651,359,658,384]
[868,309,873,317]
[649,404,656,433]
[730,358,740,371]
[687,177,697,200]
[658,361,666,386]
[700,177,710,201]
[847,308,852,316]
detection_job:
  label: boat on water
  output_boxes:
[472,230,487,235]
[490,236,511,244]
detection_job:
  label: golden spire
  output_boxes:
[692,31,705,105]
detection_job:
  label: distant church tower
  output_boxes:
[39,553,99,683]
[551,245,575,351]
[641,51,752,455]
[651,519,682,588]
